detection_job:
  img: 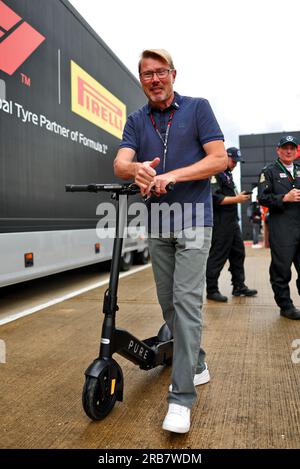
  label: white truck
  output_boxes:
[0,0,148,286]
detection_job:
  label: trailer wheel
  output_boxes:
[135,247,150,265]
[82,374,118,421]
[120,251,133,271]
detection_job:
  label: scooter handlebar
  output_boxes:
[65,183,127,193]
[65,182,174,195]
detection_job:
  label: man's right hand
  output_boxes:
[283,188,300,202]
[135,157,160,195]
[236,191,251,203]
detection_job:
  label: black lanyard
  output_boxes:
[149,109,175,172]
[224,170,232,184]
[223,170,237,193]
[276,159,297,187]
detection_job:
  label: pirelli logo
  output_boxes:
[71,61,126,140]
[0,0,45,75]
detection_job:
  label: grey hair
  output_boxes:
[138,49,175,72]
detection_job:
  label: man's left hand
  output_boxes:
[151,174,177,196]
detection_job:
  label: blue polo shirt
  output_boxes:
[120,92,224,230]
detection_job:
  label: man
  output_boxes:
[114,49,227,433]
[206,147,258,302]
[257,135,300,320]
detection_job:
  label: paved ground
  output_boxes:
[1,246,300,449]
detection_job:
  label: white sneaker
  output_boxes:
[162,403,190,433]
[169,363,210,392]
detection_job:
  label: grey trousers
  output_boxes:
[148,227,212,408]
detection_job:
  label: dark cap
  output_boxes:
[277,135,299,148]
[227,147,244,163]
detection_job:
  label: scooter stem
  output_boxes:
[100,193,128,358]
[108,193,127,307]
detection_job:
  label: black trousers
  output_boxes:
[269,240,300,309]
[206,222,245,293]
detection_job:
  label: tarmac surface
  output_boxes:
[1,245,300,449]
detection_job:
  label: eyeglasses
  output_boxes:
[139,68,174,82]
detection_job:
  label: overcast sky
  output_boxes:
[69,0,300,148]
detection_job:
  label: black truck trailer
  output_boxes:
[0,0,147,286]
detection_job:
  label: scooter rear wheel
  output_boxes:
[82,373,117,420]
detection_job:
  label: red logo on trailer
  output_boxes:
[0,0,45,75]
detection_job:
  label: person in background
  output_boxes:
[206,147,258,302]
[258,135,300,320]
[249,199,262,248]
[260,205,270,248]
[114,49,227,433]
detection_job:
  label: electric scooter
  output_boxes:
[65,182,173,420]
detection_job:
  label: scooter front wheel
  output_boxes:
[82,364,122,420]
